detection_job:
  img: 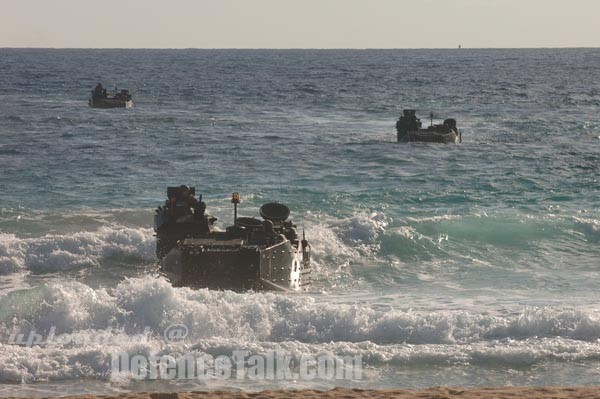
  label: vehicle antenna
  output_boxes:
[301,224,308,251]
[231,192,240,226]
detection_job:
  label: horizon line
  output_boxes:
[1,46,599,51]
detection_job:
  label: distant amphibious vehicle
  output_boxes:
[89,83,133,108]
[154,186,311,291]
[396,109,461,143]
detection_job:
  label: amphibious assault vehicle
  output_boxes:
[396,109,461,143]
[154,186,311,291]
[89,83,133,108]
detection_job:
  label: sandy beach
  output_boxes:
[6,387,600,399]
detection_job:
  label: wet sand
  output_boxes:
[7,387,600,399]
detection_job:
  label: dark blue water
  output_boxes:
[0,49,599,395]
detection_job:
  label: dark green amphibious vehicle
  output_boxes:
[154,187,311,291]
[396,109,461,144]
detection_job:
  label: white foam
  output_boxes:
[302,211,389,289]
[0,226,155,275]
[3,277,600,345]
[388,226,411,239]
[406,215,463,223]
[573,217,600,242]
[307,210,388,260]
[331,211,388,247]
[0,233,26,274]
[3,277,600,382]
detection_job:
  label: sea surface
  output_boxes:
[0,48,599,396]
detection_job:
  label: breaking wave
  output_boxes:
[0,226,155,275]
[2,277,600,382]
[3,277,600,345]
[574,217,600,243]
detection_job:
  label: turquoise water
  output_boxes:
[0,49,599,395]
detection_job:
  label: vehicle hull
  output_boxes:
[395,109,461,144]
[398,129,460,144]
[89,97,133,108]
[160,235,310,291]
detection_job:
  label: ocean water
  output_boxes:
[0,48,599,396]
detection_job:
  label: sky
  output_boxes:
[1,0,599,49]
